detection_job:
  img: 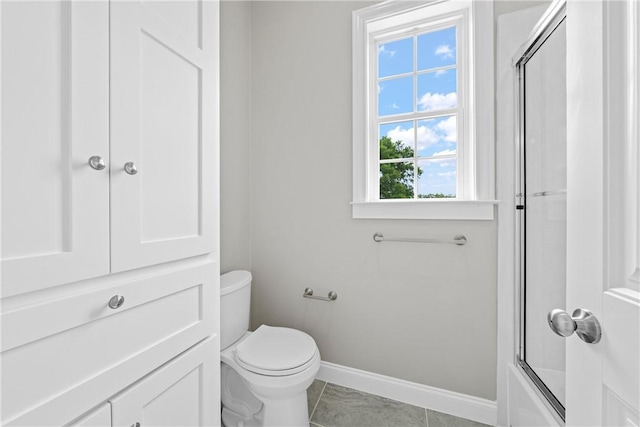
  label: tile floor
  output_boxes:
[306,380,493,427]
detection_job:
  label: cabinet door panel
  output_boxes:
[0,1,110,297]
[110,336,219,427]
[110,0,219,273]
[68,402,111,427]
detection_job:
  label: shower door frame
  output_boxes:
[514,0,567,422]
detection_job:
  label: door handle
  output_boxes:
[124,162,138,175]
[547,308,602,344]
[88,155,106,171]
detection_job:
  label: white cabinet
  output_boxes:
[69,403,112,427]
[64,338,219,427]
[110,337,219,427]
[2,263,217,426]
[1,0,110,297]
[0,1,220,426]
[1,0,219,296]
[109,0,218,273]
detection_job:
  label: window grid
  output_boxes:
[374,24,461,200]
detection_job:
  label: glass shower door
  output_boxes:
[516,8,567,421]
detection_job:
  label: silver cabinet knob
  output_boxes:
[108,295,125,310]
[547,308,601,344]
[88,156,106,170]
[124,162,138,175]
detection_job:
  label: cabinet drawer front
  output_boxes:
[1,262,218,426]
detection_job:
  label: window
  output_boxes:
[352,0,496,220]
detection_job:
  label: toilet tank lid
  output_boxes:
[221,270,252,295]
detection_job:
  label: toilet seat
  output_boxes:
[234,325,318,376]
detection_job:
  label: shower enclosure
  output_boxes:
[515,4,567,421]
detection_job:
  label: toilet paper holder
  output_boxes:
[303,287,337,302]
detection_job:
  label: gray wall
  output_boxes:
[249,1,496,400]
[221,1,252,272]
[220,0,551,402]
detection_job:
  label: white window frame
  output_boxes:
[352,0,496,220]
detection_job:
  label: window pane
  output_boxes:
[378,76,413,116]
[379,121,414,160]
[417,26,456,71]
[380,161,415,199]
[417,158,456,198]
[416,115,457,157]
[417,69,457,111]
[378,37,413,78]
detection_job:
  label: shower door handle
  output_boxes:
[547,308,602,344]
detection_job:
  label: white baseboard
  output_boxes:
[316,361,497,426]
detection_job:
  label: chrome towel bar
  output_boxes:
[373,232,467,246]
[303,287,338,301]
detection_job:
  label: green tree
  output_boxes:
[379,136,422,199]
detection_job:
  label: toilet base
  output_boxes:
[256,391,310,427]
[221,387,310,427]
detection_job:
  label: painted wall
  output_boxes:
[220,1,252,272]
[220,0,552,402]
[249,0,496,400]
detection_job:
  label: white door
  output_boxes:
[109,0,219,273]
[565,0,639,425]
[1,1,110,297]
[110,337,219,427]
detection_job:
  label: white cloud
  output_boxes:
[418,92,457,111]
[386,126,416,148]
[435,69,448,77]
[438,171,457,178]
[391,103,400,109]
[436,116,457,142]
[385,117,457,154]
[416,126,440,148]
[386,125,439,149]
[379,45,396,58]
[435,44,454,59]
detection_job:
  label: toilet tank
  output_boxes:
[220,270,252,350]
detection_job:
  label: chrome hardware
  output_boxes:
[528,189,567,198]
[88,156,106,170]
[124,162,138,175]
[303,287,337,302]
[108,295,125,310]
[373,232,467,246]
[547,308,602,344]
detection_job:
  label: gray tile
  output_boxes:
[311,383,427,427]
[426,410,493,427]
[308,379,327,417]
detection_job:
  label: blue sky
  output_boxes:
[377,26,458,196]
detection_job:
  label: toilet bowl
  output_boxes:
[220,271,320,427]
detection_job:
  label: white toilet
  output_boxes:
[220,270,321,427]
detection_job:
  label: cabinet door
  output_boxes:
[110,0,219,273]
[110,337,219,427]
[0,1,110,297]
[69,403,111,427]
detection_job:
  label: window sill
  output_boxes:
[351,199,498,220]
